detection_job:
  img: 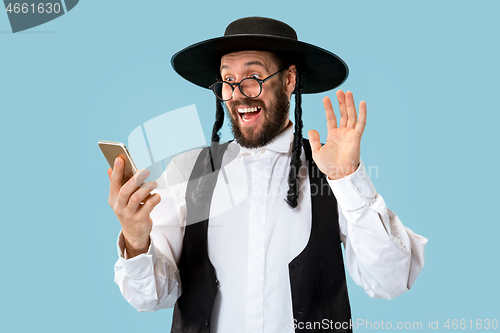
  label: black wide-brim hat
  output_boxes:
[171,17,348,94]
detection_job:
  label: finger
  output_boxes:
[336,89,347,128]
[308,130,322,154]
[126,180,158,211]
[137,193,162,217]
[355,100,367,136]
[345,91,357,129]
[116,168,151,209]
[107,168,112,180]
[323,96,337,130]
[109,157,124,201]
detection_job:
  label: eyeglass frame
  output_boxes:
[209,68,287,101]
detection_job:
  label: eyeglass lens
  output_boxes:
[216,78,262,101]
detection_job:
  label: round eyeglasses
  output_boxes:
[209,68,286,101]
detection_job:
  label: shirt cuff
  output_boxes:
[117,231,158,280]
[327,159,377,211]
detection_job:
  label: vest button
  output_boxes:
[205,319,210,327]
[215,278,219,286]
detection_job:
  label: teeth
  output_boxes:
[238,107,259,113]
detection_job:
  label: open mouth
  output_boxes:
[238,106,262,123]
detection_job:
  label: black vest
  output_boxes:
[171,140,352,333]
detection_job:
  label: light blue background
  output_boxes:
[1,1,499,332]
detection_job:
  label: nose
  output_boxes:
[232,83,245,100]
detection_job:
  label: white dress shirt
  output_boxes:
[114,124,428,333]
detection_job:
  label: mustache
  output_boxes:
[229,98,266,112]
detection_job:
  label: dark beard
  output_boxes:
[228,85,290,149]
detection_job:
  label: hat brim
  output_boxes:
[171,34,348,94]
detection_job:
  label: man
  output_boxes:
[109,17,427,333]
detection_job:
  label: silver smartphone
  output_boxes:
[98,140,139,186]
[99,140,153,203]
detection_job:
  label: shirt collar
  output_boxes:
[234,122,294,155]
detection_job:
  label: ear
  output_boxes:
[285,65,297,94]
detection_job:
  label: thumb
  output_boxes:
[308,130,321,154]
[107,167,112,180]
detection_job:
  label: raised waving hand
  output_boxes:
[308,90,367,180]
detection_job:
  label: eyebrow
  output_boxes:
[220,60,268,72]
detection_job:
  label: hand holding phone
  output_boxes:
[100,141,161,258]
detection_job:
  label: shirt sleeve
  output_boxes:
[113,149,202,311]
[328,160,428,300]
[113,231,181,312]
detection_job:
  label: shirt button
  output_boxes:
[260,148,265,154]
